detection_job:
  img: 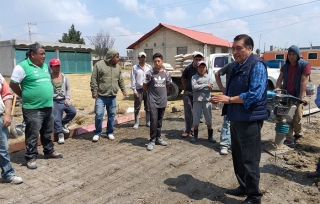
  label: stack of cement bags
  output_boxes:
[174,53,193,70]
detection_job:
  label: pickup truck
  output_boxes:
[167,53,279,100]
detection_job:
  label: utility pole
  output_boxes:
[28,22,36,42]
[259,34,261,51]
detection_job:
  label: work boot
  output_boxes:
[208,129,216,143]
[190,129,198,143]
[133,112,139,129]
[146,111,150,127]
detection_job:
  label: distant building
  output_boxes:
[0,39,95,76]
[263,45,320,69]
[127,23,231,66]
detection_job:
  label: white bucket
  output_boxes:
[306,84,315,97]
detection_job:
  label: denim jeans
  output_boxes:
[220,115,231,149]
[230,120,263,201]
[53,100,77,134]
[22,108,55,161]
[0,117,16,179]
[94,96,116,136]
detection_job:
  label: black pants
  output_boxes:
[230,120,263,201]
[22,108,55,161]
[149,107,165,141]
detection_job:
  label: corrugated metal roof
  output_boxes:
[127,23,231,49]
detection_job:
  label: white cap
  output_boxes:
[192,51,204,58]
[138,52,147,57]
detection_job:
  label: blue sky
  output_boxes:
[0,0,319,56]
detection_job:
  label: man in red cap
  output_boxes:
[50,58,76,144]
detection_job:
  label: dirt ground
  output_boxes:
[2,70,320,204]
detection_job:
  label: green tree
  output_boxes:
[59,24,85,44]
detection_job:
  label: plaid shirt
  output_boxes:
[233,58,267,109]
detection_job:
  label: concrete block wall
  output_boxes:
[0,46,15,77]
[130,27,231,68]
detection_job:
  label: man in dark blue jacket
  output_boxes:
[211,34,267,204]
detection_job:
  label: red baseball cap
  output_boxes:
[49,58,61,66]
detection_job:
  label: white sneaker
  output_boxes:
[3,176,23,184]
[62,124,70,134]
[220,148,228,155]
[108,134,115,140]
[92,135,100,142]
[58,133,65,144]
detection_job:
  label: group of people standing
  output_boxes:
[0,33,318,204]
[0,42,77,184]
[128,34,314,204]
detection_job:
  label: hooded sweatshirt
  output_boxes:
[90,49,126,97]
[282,45,310,98]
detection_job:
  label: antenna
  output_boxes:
[28,22,36,42]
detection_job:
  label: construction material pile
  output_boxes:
[174,53,193,71]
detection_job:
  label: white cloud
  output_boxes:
[13,0,94,26]
[164,7,187,22]
[98,17,121,27]
[116,0,155,19]
[197,0,229,21]
[113,27,144,55]
[226,0,268,10]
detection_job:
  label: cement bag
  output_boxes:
[174,54,183,59]
[183,53,192,60]
[175,57,184,62]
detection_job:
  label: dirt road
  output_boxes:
[1,107,320,204]
[2,70,320,204]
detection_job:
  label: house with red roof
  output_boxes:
[127,23,231,66]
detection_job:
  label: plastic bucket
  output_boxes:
[306,84,315,97]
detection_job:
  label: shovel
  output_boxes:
[8,94,19,138]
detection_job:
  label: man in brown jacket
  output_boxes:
[90,49,127,142]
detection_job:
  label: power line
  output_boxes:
[186,0,320,28]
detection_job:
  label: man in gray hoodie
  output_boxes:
[275,45,311,146]
[90,49,127,142]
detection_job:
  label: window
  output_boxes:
[214,56,229,67]
[144,49,153,62]
[275,54,284,59]
[177,46,187,55]
[210,47,216,54]
[308,53,318,60]
[146,43,148,47]
[154,43,156,47]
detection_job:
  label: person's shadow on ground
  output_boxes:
[162,129,221,153]
[164,174,241,203]
[119,137,149,148]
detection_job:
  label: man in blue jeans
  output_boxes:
[211,34,267,204]
[90,49,127,142]
[215,62,233,155]
[50,58,77,144]
[10,42,63,170]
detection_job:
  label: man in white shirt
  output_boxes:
[131,52,152,129]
